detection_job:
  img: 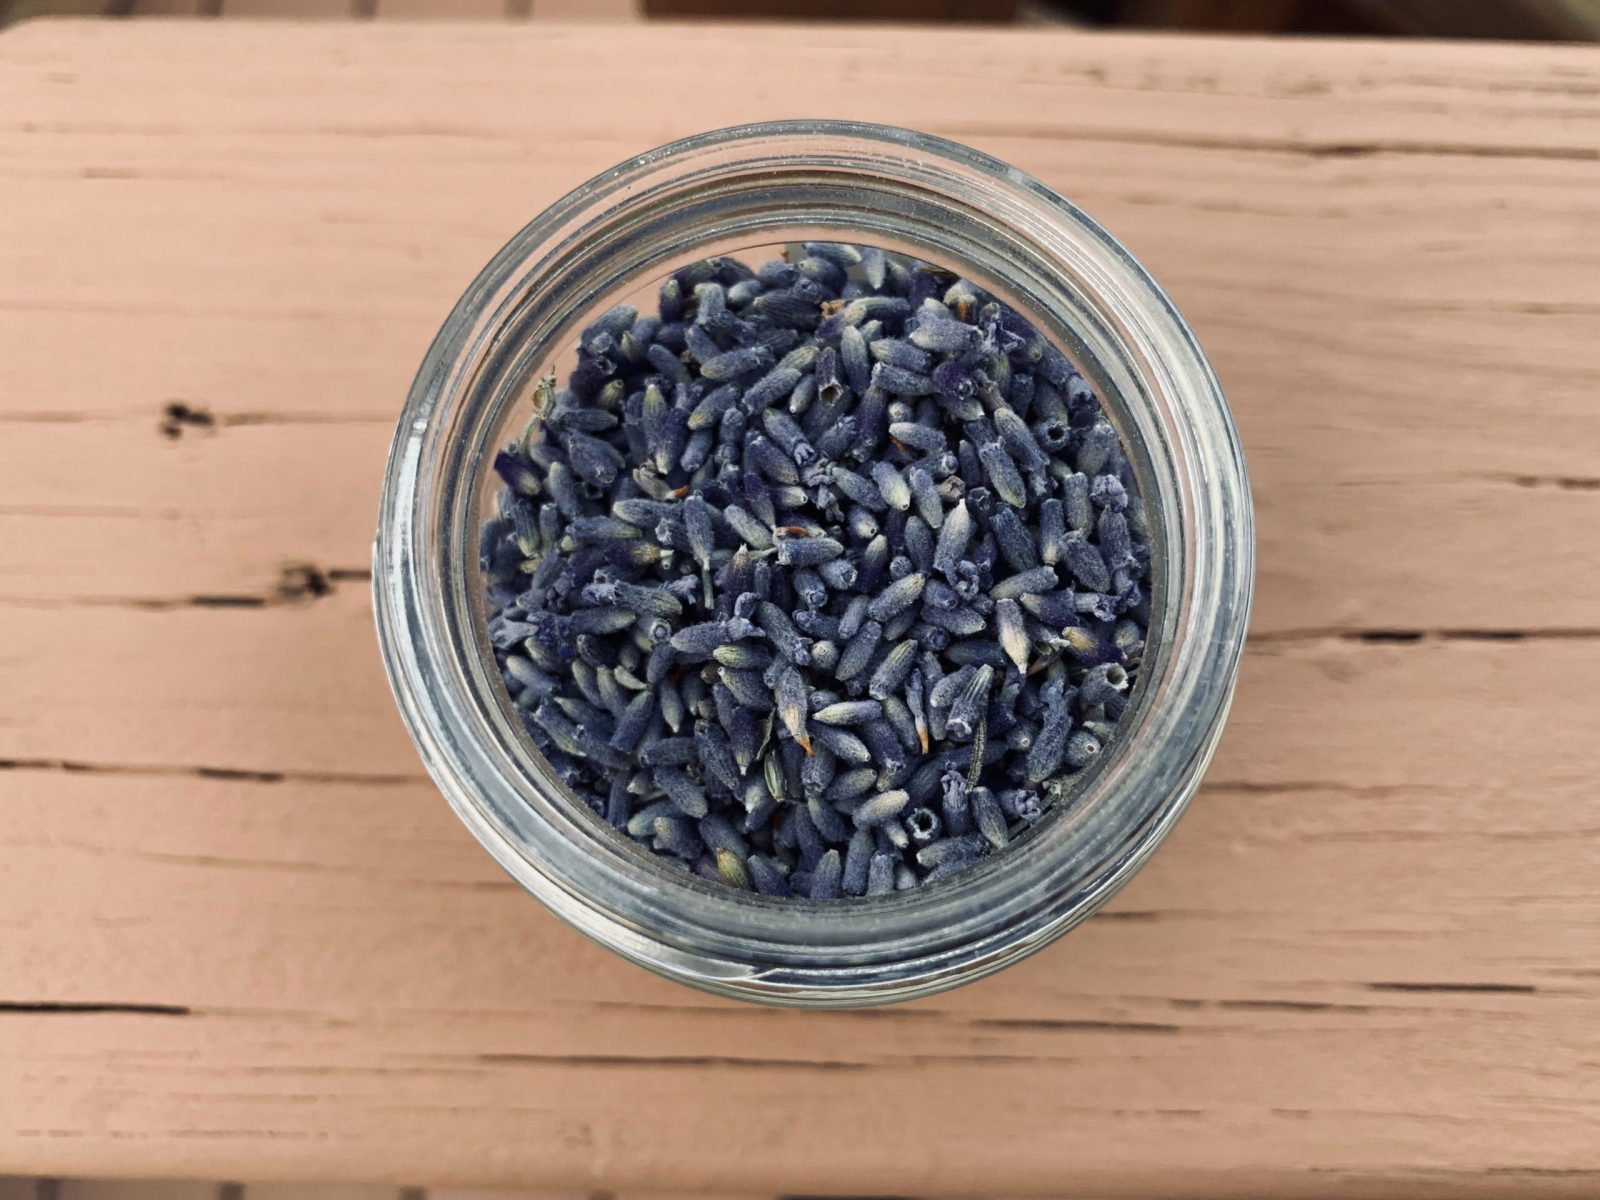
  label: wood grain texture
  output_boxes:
[1,17,1598,1198]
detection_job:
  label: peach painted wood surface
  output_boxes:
[2,17,1599,1199]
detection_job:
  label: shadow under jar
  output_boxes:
[374,121,1253,1007]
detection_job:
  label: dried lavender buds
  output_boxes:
[481,243,1151,900]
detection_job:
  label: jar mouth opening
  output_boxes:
[376,121,1253,1001]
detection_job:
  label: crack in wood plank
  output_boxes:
[0,1001,190,1016]
[935,120,1600,162]
[0,565,371,611]
[1499,473,1600,491]
[1367,982,1538,995]
[159,400,394,436]
[1250,626,1600,645]
[0,756,424,786]
[476,1052,870,1071]
[969,1018,1183,1034]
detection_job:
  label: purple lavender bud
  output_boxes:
[943,639,1008,668]
[830,464,887,512]
[669,619,731,659]
[679,493,714,570]
[990,564,1058,602]
[808,848,843,900]
[774,664,811,755]
[844,504,880,543]
[829,768,880,804]
[694,721,741,793]
[1076,421,1119,475]
[807,793,852,845]
[867,571,926,624]
[989,506,1038,573]
[921,605,986,637]
[776,535,845,568]
[932,499,972,581]
[741,365,803,415]
[836,619,884,683]
[995,598,1030,672]
[871,361,936,397]
[998,784,1036,825]
[791,802,827,868]
[1075,590,1117,623]
[869,461,911,511]
[970,787,1009,850]
[755,601,812,668]
[744,434,798,486]
[916,832,988,870]
[1061,531,1112,593]
[757,257,798,287]
[904,805,942,847]
[720,667,770,710]
[870,337,933,374]
[653,766,710,820]
[682,321,721,365]
[977,439,1028,507]
[817,557,857,591]
[743,854,787,897]
[1025,693,1071,783]
[855,789,911,828]
[907,466,945,531]
[1098,508,1138,573]
[1091,471,1129,512]
[1080,662,1131,709]
[1065,729,1103,769]
[698,343,772,382]
[673,429,709,472]
[813,699,883,728]
[889,421,947,455]
[939,769,973,836]
[645,340,689,386]
[909,315,980,354]
[813,414,859,462]
[752,287,821,331]
[493,449,542,498]
[865,852,896,896]
[840,828,875,896]
[852,386,888,450]
[993,404,1050,473]
[904,516,935,575]
[945,664,994,741]
[838,323,872,391]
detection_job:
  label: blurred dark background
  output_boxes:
[4,0,1599,40]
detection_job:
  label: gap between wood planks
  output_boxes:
[0,564,371,611]
[0,983,1545,1027]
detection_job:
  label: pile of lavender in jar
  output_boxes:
[482,243,1151,900]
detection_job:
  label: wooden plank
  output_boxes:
[235,1189,402,1200]
[531,0,637,17]
[0,18,1598,1198]
[55,1184,222,1200]
[373,0,509,18]
[644,0,1014,18]
[218,0,355,16]
[127,0,211,13]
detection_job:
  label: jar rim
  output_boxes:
[375,120,1253,1005]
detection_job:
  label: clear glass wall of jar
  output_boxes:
[374,121,1253,1007]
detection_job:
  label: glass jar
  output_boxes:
[374,121,1253,1007]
